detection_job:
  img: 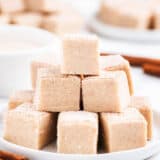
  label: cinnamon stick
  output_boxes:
[143,63,160,77]
[0,150,29,160]
[100,52,160,66]
[123,55,160,66]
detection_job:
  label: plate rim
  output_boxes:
[89,16,160,42]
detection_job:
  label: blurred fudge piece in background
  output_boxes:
[98,0,152,29]
[11,12,43,27]
[0,0,25,13]
[0,0,84,35]
[8,90,34,110]
[42,12,83,35]
[26,0,65,13]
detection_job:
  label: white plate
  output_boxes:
[89,16,160,42]
[0,105,160,160]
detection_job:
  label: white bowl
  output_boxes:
[0,25,61,97]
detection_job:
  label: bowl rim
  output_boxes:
[0,25,59,56]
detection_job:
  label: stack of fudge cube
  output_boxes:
[0,0,83,35]
[4,34,153,154]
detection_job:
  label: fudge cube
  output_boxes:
[4,103,57,149]
[100,108,147,152]
[129,96,153,140]
[35,69,80,112]
[0,0,25,13]
[61,34,100,75]
[82,71,130,112]
[12,12,42,27]
[26,0,65,13]
[57,111,98,154]
[42,12,83,35]
[30,61,59,89]
[8,90,34,110]
[34,66,61,100]
[100,55,134,95]
[98,0,152,29]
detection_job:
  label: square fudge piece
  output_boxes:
[100,55,134,95]
[4,103,57,149]
[30,61,59,89]
[129,96,153,140]
[0,0,25,13]
[57,111,98,154]
[8,90,34,110]
[12,12,42,27]
[35,68,80,112]
[100,108,147,152]
[42,12,83,35]
[82,71,130,112]
[61,34,100,75]
[98,0,152,29]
